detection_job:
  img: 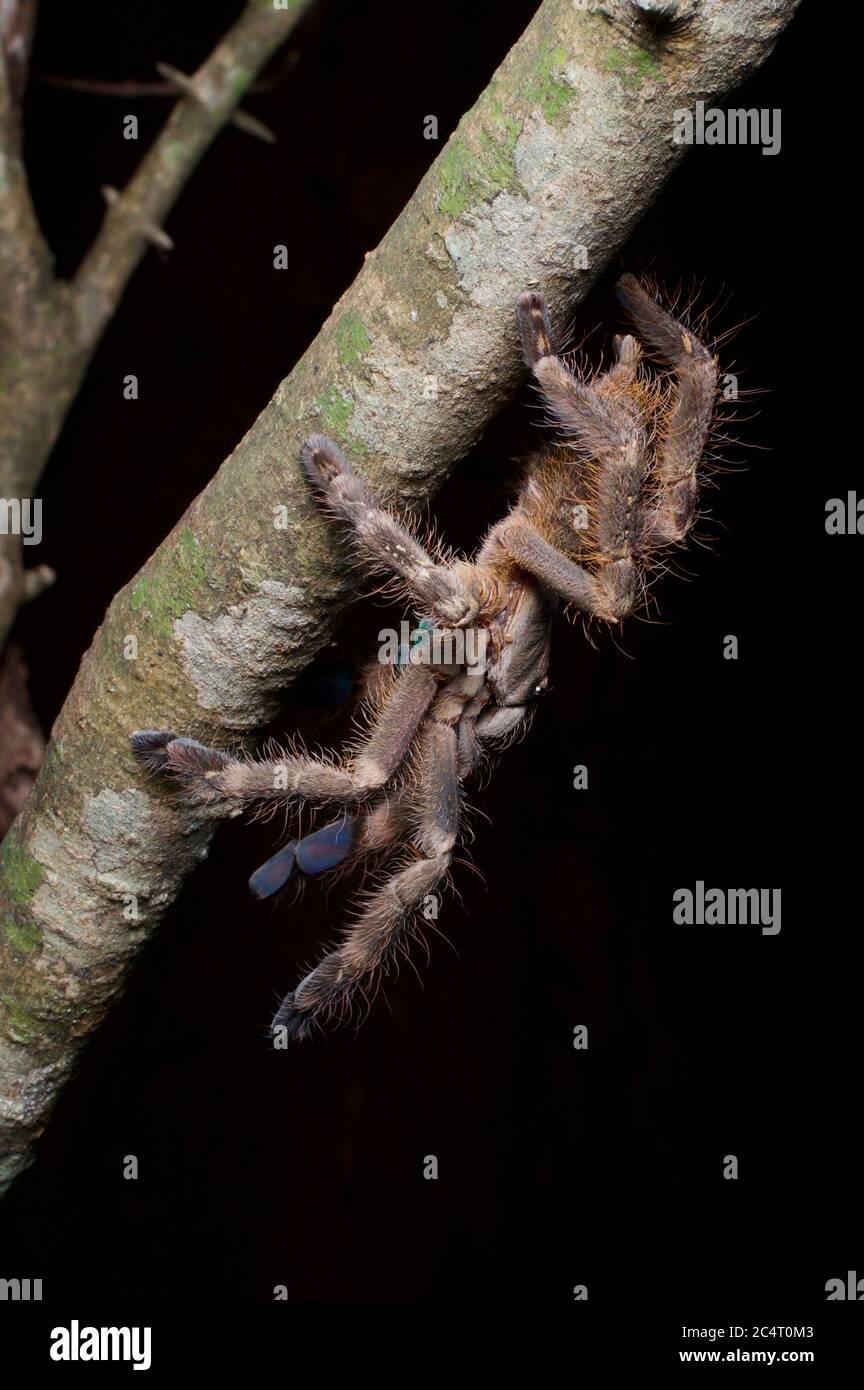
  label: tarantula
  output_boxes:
[132,274,719,1040]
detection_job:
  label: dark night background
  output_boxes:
[1,0,858,1328]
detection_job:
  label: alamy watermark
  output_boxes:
[0,498,42,545]
[378,620,487,667]
[825,492,863,534]
[825,1270,864,1300]
[50,1321,151,1371]
[1,1276,42,1299]
[673,881,781,935]
[673,101,781,157]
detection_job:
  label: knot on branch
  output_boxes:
[593,0,698,47]
[631,0,698,19]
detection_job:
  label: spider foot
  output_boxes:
[130,730,231,781]
[130,729,182,773]
[300,433,353,493]
[616,272,712,367]
[516,290,556,363]
[271,991,315,1042]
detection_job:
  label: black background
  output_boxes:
[2,0,859,1329]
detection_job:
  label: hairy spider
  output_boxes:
[132,274,719,1040]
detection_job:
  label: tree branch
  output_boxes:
[0,40,53,315]
[72,0,312,350]
[0,0,37,108]
[0,0,801,1194]
[0,0,313,648]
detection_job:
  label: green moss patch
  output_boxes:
[604,44,662,88]
[526,39,573,124]
[130,526,214,639]
[437,106,523,220]
[0,993,40,1044]
[0,839,44,907]
[3,916,43,957]
[335,311,371,366]
[312,385,351,440]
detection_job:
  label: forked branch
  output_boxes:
[0,0,313,645]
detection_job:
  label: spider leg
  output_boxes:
[517,291,647,460]
[308,781,418,874]
[271,711,462,1039]
[594,333,642,397]
[272,691,537,1038]
[249,785,414,899]
[496,518,633,622]
[474,703,529,742]
[500,519,600,614]
[514,292,648,620]
[130,664,437,812]
[301,434,486,626]
[350,785,410,853]
[616,273,718,545]
[517,292,641,445]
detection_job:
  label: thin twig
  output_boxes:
[72,0,314,349]
[32,49,299,98]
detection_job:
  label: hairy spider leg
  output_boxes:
[501,290,649,621]
[270,672,487,1039]
[301,434,488,626]
[130,663,438,812]
[269,668,533,1040]
[615,273,718,545]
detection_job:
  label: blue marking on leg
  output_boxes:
[249,841,298,899]
[295,817,355,875]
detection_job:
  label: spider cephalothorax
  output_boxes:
[132,274,719,1039]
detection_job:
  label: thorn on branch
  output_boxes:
[229,108,277,145]
[156,62,276,144]
[101,185,174,252]
[32,50,300,100]
[153,61,200,100]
